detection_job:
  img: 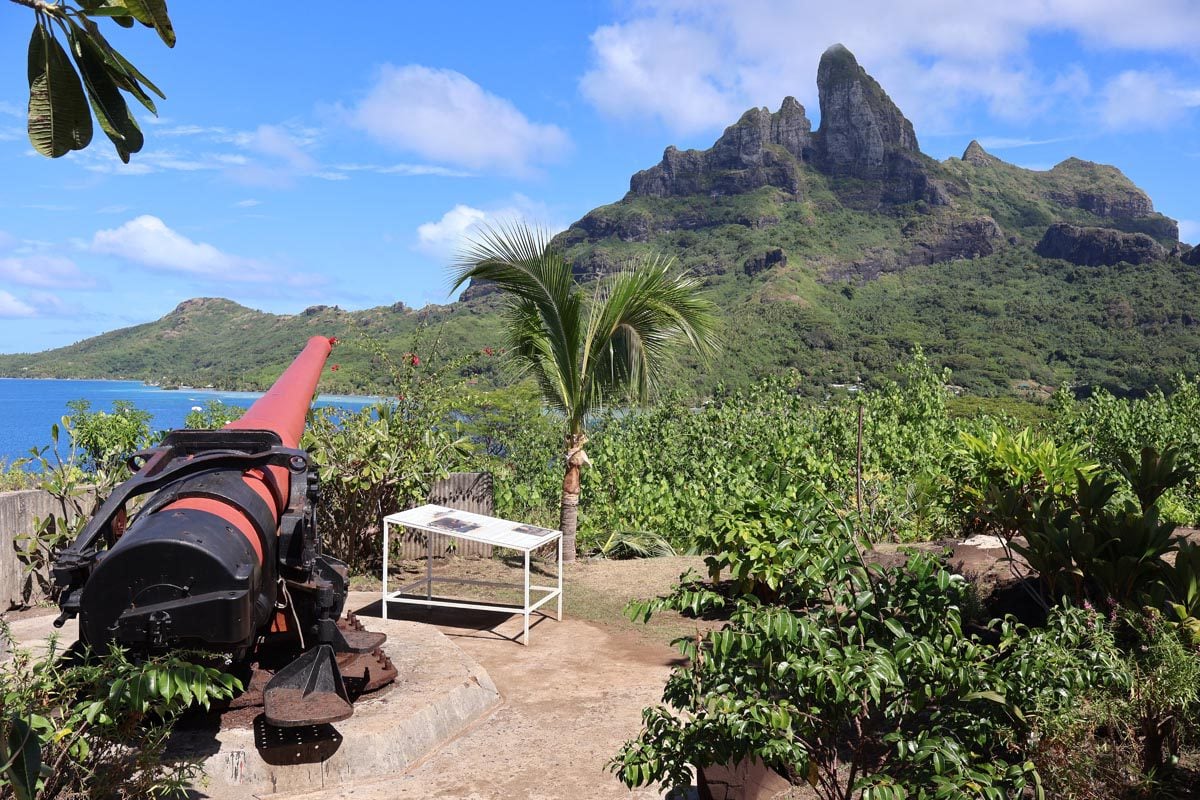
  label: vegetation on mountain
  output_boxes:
[0,297,503,394]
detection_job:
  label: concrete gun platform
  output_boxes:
[4,611,501,799]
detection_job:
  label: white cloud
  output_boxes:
[377,163,472,177]
[0,101,20,118]
[416,205,491,260]
[579,0,1200,135]
[976,136,1072,149]
[234,199,262,208]
[581,19,740,133]
[90,216,328,293]
[91,215,268,281]
[0,254,94,289]
[1179,219,1200,245]
[235,124,316,171]
[333,162,474,178]
[1099,69,1200,129]
[347,65,570,175]
[26,291,70,315]
[415,196,566,262]
[0,291,35,318]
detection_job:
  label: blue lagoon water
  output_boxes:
[0,378,380,464]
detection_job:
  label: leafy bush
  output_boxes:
[617,480,1200,798]
[62,400,153,476]
[15,422,117,605]
[184,400,246,429]
[303,341,478,572]
[0,461,36,492]
[487,350,965,552]
[1053,378,1200,523]
[616,546,1061,799]
[956,425,1098,538]
[0,634,239,800]
[304,402,471,571]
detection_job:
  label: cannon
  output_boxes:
[51,336,391,727]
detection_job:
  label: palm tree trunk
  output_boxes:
[559,433,589,562]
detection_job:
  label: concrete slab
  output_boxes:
[3,611,77,661]
[3,612,502,800]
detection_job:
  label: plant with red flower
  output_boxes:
[330,364,340,372]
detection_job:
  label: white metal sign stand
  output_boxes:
[381,504,563,644]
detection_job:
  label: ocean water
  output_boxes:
[0,378,380,465]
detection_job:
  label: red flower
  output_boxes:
[404,352,420,367]
[328,336,339,347]
[330,364,340,372]
[482,347,494,357]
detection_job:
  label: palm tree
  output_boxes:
[452,224,720,561]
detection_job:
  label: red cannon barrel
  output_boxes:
[164,336,334,564]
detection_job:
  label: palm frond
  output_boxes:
[454,222,586,421]
[599,529,677,559]
[454,224,721,432]
[584,256,721,408]
[503,298,571,415]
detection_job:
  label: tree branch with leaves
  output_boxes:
[7,0,174,161]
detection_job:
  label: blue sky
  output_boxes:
[2,1,1199,353]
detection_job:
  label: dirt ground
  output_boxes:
[276,554,707,799]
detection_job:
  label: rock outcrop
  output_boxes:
[743,248,788,277]
[961,140,1000,167]
[814,44,918,177]
[1044,159,1154,218]
[913,216,1004,263]
[1035,223,1167,266]
[629,45,946,206]
[630,97,813,198]
[812,44,946,205]
[832,215,1004,280]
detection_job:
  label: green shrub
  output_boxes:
[616,549,1056,799]
[184,400,246,429]
[62,399,153,476]
[0,633,240,800]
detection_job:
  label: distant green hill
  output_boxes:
[0,297,506,395]
[4,43,1199,398]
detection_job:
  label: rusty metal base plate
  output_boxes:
[229,613,397,711]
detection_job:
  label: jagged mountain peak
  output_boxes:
[626,45,931,203]
[815,44,919,176]
[629,96,814,198]
[961,140,999,166]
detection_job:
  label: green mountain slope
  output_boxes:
[4,43,1198,398]
[0,297,505,394]
[545,44,1196,395]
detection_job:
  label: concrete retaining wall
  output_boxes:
[0,489,88,609]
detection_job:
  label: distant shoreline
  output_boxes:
[0,376,385,402]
